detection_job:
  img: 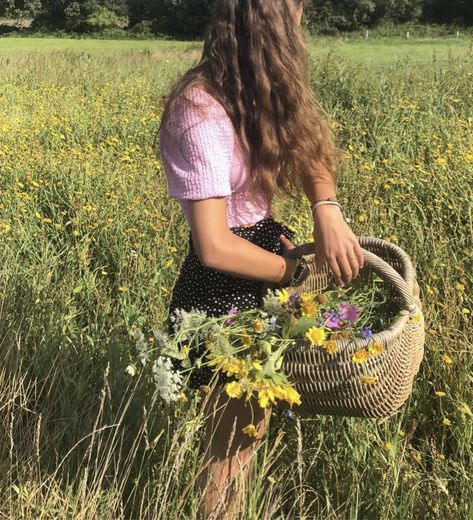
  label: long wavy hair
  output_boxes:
[156,0,339,208]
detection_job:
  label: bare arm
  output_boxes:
[301,162,364,286]
[187,197,297,284]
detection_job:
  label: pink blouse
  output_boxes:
[159,86,270,228]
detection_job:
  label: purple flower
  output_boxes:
[359,326,373,340]
[225,306,239,326]
[285,409,295,419]
[338,301,360,323]
[323,310,342,329]
[288,292,301,308]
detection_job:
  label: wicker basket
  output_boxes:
[262,237,425,419]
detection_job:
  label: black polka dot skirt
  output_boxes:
[166,215,296,390]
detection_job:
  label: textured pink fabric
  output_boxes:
[159,86,270,228]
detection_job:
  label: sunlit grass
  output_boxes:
[0,38,472,518]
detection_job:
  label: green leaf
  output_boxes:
[287,316,318,339]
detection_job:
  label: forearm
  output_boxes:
[201,232,297,284]
[301,161,337,204]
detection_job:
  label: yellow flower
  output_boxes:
[300,301,318,317]
[226,381,243,399]
[323,341,338,354]
[434,391,446,397]
[368,342,384,356]
[276,288,290,303]
[441,354,453,364]
[281,384,301,406]
[442,417,452,426]
[305,326,326,347]
[239,331,253,346]
[253,319,265,333]
[410,314,421,323]
[461,308,470,315]
[352,348,370,364]
[384,442,393,452]
[455,282,465,292]
[242,424,257,437]
[251,360,263,371]
[359,375,378,384]
[258,386,277,408]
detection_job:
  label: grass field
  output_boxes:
[0,37,472,518]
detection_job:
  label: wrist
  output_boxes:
[278,257,298,286]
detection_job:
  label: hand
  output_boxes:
[279,234,299,285]
[312,206,365,287]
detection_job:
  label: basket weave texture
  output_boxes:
[263,237,425,419]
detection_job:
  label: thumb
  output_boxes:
[280,234,296,250]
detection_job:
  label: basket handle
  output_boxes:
[287,243,417,312]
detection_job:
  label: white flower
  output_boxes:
[152,356,183,404]
[132,328,150,366]
[125,364,137,376]
[170,307,209,334]
[262,292,286,317]
[152,328,170,349]
[267,316,280,332]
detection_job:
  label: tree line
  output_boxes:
[0,0,471,37]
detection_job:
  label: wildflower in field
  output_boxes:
[226,381,243,399]
[132,328,150,366]
[441,354,453,364]
[457,403,471,415]
[359,375,378,384]
[434,391,446,397]
[305,326,326,347]
[352,348,370,364]
[384,442,393,452]
[442,417,452,426]
[242,424,257,437]
[368,342,384,356]
[125,364,137,376]
[323,341,338,354]
[455,282,465,292]
[151,356,183,404]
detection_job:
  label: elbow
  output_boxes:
[195,239,225,269]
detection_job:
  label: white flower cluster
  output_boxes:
[262,290,286,317]
[152,356,183,404]
[132,328,150,366]
[169,307,209,335]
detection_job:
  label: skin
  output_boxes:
[191,3,365,517]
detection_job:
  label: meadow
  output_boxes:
[0,35,472,519]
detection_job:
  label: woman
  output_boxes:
[157,0,364,516]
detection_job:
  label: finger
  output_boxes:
[336,255,354,286]
[327,256,344,286]
[353,240,365,270]
[280,234,296,250]
[347,250,360,279]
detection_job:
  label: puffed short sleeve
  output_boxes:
[159,87,235,200]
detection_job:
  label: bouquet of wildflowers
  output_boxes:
[127,274,400,434]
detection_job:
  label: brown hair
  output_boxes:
[156,0,339,208]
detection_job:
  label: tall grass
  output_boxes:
[0,40,472,518]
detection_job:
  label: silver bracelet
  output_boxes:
[311,200,351,223]
[311,200,343,212]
